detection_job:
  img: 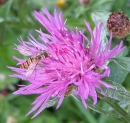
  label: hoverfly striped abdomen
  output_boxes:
[20,57,36,69]
[20,50,49,69]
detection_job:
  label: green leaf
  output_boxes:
[111,57,130,72]
[116,102,130,112]
[91,11,111,21]
[116,48,129,57]
[91,11,111,25]
[44,99,58,108]
[106,59,129,84]
[126,35,130,42]
[103,81,130,103]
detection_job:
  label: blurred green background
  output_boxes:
[0,0,130,123]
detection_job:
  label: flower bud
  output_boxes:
[56,0,66,8]
[107,12,130,38]
[0,0,7,5]
[78,0,89,6]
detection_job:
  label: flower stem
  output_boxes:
[87,99,124,123]
[98,93,130,123]
[73,95,125,122]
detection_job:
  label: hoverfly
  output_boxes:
[18,45,49,78]
[65,84,75,96]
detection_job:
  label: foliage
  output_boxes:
[1,0,130,123]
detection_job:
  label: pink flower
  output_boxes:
[9,8,125,118]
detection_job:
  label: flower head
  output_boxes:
[9,8,125,118]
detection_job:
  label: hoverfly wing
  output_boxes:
[26,61,38,78]
[17,45,32,56]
